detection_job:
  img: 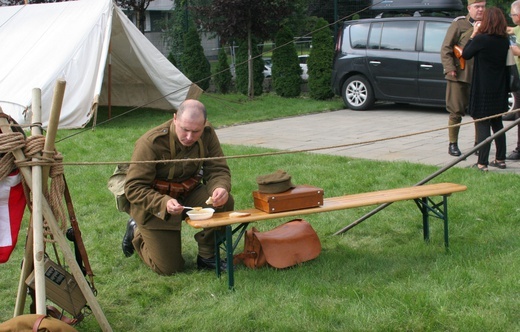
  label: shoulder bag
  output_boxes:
[233,219,321,269]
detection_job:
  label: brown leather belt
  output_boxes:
[152,175,202,199]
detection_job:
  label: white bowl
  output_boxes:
[186,208,215,220]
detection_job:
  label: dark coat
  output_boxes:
[462,34,509,119]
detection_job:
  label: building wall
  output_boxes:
[124,0,217,59]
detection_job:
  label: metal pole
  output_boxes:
[334,116,520,235]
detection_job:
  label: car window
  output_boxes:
[423,21,450,53]
[349,23,370,49]
[368,23,382,49]
[378,21,418,51]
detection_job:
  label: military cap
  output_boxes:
[256,170,294,194]
[467,0,485,6]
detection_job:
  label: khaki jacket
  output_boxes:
[125,119,231,230]
[440,15,475,83]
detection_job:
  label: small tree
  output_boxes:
[116,0,154,33]
[214,47,233,94]
[272,26,301,98]
[308,18,334,100]
[167,51,177,67]
[181,25,211,91]
[235,39,264,96]
[193,0,294,99]
[163,0,192,72]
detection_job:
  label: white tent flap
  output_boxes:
[0,0,196,129]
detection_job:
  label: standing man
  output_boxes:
[507,0,520,161]
[441,0,486,156]
[122,99,234,275]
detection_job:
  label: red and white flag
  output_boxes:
[0,169,26,263]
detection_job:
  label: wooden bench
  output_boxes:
[186,182,467,289]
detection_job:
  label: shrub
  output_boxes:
[272,26,301,98]
[181,25,211,91]
[214,47,233,94]
[308,18,334,100]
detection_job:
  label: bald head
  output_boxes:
[177,99,207,122]
[173,99,207,147]
[513,1,520,14]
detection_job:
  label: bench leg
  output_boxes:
[414,195,450,249]
[213,223,250,290]
[421,197,430,243]
[225,225,234,290]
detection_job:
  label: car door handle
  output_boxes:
[420,64,433,69]
[369,61,381,66]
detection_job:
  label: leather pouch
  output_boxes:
[234,219,321,269]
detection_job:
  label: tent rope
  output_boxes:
[52,109,520,167]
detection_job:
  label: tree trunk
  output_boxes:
[247,18,254,99]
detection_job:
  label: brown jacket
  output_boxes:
[440,15,475,83]
[124,119,231,230]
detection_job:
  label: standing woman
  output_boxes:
[462,6,509,171]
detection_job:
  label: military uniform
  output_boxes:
[440,14,476,146]
[124,119,234,275]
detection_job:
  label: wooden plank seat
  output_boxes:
[186,182,467,289]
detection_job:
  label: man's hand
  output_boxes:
[210,188,229,207]
[166,198,184,215]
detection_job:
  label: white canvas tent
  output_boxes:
[0,0,201,129]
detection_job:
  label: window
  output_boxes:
[368,23,382,49]
[423,22,450,53]
[349,23,370,49]
[368,21,418,51]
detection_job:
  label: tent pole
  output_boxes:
[108,41,112,119]
[334,116,520,236]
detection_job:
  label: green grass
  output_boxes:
[2,95,520,331]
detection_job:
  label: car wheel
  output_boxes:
[504,92,520,120]
[342,75,375,110]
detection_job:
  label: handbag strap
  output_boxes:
[32,315,47,332]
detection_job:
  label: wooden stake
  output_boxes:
[0,117,112,332]
[30,88,47,314]
[42,79,66,191]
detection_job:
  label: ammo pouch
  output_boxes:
[234,219,321,269]
[152,175,202,199]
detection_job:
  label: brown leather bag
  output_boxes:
[234,219,321,269]
[453,45,465,70]
[0,314,78,332]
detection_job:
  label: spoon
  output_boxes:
[184,206,203,211]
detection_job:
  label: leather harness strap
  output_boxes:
[62,176,95,292]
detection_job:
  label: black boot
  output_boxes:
[122,219,137,257]
[448,143,461,156]
[197,255,227,271]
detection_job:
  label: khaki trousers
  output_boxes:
[132,184,234,275]
[446,80,470,143]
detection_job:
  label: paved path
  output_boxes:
[216,104,520,174]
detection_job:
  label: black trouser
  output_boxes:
[475,117,506,166]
